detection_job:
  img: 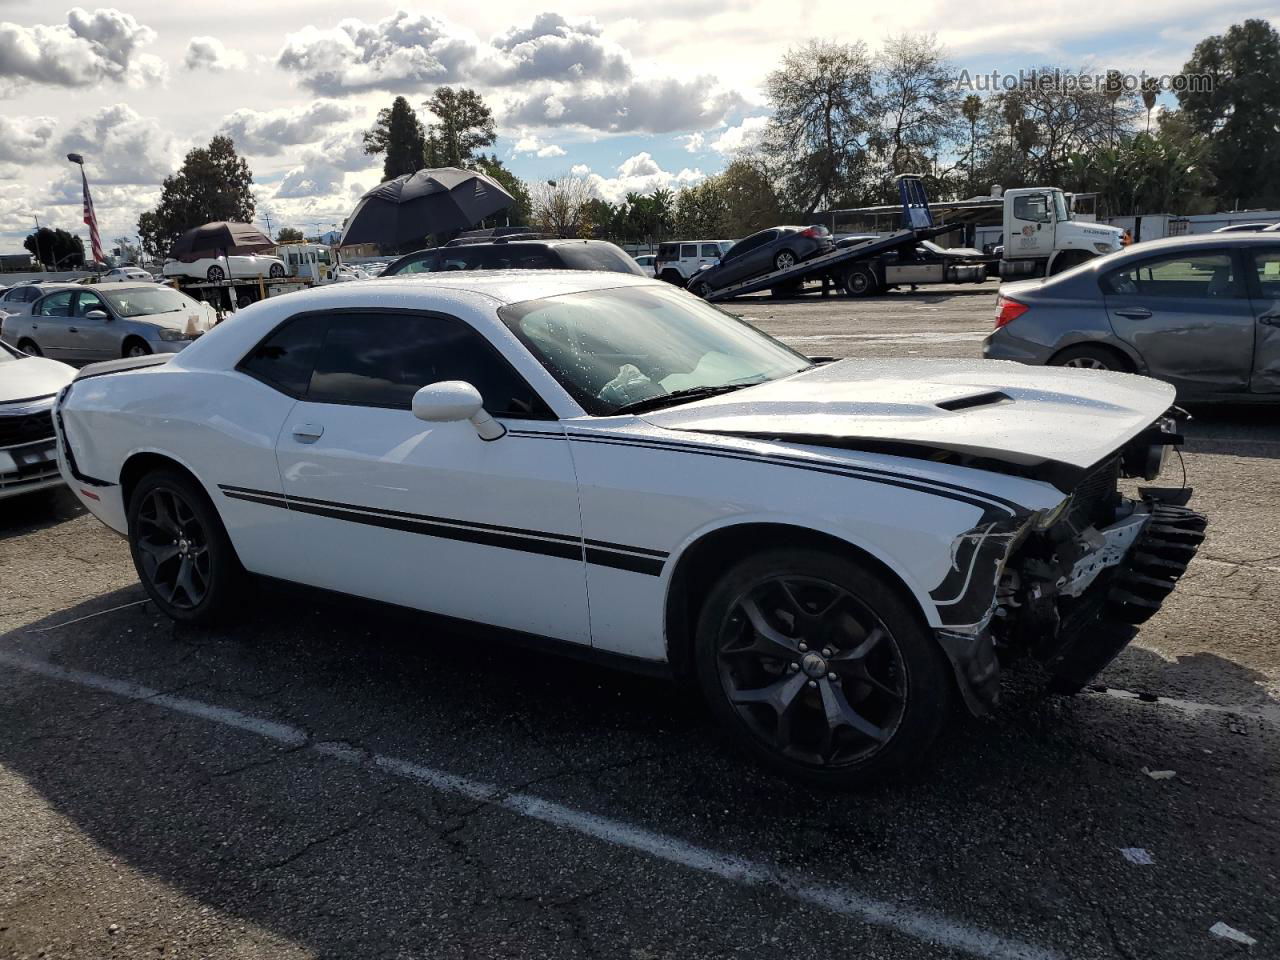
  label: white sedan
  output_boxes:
[53,272,1204,786]
[1,339,75,499]
[162,254,286,283]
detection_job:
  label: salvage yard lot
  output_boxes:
[2,290,1277,960]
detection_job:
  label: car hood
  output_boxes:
[135,308,214,334]
[1,355,75,401]
[640,358,1174,482]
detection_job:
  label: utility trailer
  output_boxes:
[701,176,979,303]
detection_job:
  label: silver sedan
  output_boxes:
[983,234,1280,402]
[0,282,216,362]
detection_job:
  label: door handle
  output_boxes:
[1114,307,1152,320]
[1260,314,1280,327]
[291,423,324,443]
[69,327,78,333]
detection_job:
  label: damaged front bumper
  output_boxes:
[934,491,1207,715]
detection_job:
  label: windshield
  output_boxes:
[101,286,196,318]
[499,285,812,415]
[1053,191,1071,222]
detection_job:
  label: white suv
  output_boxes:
[655,240,734,284]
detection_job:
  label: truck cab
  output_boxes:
[1001,187,1125,278]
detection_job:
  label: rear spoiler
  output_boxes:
[73,354,172,382]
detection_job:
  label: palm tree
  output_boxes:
[1001,95,1024,149]
[961,95,983,195]
[1105,70,1124,146]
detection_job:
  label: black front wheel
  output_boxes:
[128,469,245,624]
[269,263,285,278]
[695,548,952,787]
[207,265,226,282]
[842,266,877,297]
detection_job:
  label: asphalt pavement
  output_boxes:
[1,289,1276,960]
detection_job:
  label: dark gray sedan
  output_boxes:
[983,234,1280,402]
[687,225,833,297]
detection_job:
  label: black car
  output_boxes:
[686,226,833,296]
[382,239,645,277]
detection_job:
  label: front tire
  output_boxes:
[123,338,151,358]
[268,263,285,279]
[694,548,952,787]
[127,469,245,625]
[842,265,877,297]
[774,250,797,271]
[689,279,712,299]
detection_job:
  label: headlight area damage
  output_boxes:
[928,422,1206,714]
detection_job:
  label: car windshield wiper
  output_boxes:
[613,377,768,415]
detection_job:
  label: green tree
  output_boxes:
[136,135,255,255]
[716,160,781,235]
[24,228,84,269]
[763,39,876,213]
[363,96,427,182]
[961,95,983,193]
[423,87,496,168]
[873,33,962,186]
[275,227,304,244]
[1175,18,1280,209]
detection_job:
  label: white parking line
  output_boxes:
[0,649,1060,960]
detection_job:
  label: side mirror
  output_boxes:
[84,309,110,320]
[411,381,506,441]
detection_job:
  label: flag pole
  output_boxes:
[67,153,104,275]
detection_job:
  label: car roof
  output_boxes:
[372,268,654,303]
[1112,233,1280,255]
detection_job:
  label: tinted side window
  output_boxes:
[1253,249,1280,298]
[700,244,721,258]
[239,315,328,396]
[76,291,107,316]
[307,314,549,418]
[680,244,698,258]
[555,244,645,275]
[1104,251,1241,298]
[389,253,438,275]
[657,243,678,260]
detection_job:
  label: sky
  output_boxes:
[0,0,1276,254]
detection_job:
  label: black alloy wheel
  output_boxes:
[269,263,285,278]
[695,549,952,786]
[207,265,226,282]
[128,470,244,623]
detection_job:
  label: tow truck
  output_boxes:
[698,175,983,302]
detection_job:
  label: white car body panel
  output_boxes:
[162,255,284,281]
[1,350,75,498]
[54,272,1174,667]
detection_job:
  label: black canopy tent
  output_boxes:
[339,168,514,250]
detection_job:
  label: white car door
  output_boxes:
[264,310,592,645]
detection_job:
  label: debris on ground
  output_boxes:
[1119,848,1154,865]
[1141,766,1176,780]
[1209,922,1257,946]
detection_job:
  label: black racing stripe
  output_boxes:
[585,546,665,575]
[566,430,1025,512]
[566,433,1014,516]
[217,483,666,574]
[584,537,668,558]
[0,392,56,406]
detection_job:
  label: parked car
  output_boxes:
[1212,223,1273,233]
[55,271,1201,786]
[686,226,834,297]
[983,234,1280,401]
[0,338,75,499]
[381,239,644,277]
[162,255,286,283]
[104,266,155,282]
[654,240,734,284]
[633,254,657,277]
[0,282,80,324]
[7,282,215,362]
[331,264,371,282]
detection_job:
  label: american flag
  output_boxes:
[80,167,104,264]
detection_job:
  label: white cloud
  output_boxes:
[0,115,56,164]
[710,115,769,155]
[56,103,176,185]
[273,130,378,200]
[677,131,704,153]
[584,152,704,204]
[570,163,591,176]
[0,8,166,94]
[483,13,630,85]
[512,133,567,158]
[537,144,566,157]
[183,36,248,72]
[218,101,359,157]
[508,77,744,134]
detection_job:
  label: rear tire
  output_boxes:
[693,548,952,788]
[17,338,42,357]
[1049,344,1130,372]
[689,280,712,299]
[207,265,226,282]
[842,265,877,297]
[127,469,245,625]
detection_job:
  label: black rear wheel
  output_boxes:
[774,249,797,271]
[207,265,226,282]
[128,469,245,624]
[1050,344,1129,372]
[17,339,42,357]
[842,265,877,297]
[694,548,952,787]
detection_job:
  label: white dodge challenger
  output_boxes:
[53,271,1204,785]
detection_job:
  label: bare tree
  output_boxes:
[873,33,963,184]
[530,177,597,237]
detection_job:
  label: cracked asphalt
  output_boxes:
[2,290,1277,960]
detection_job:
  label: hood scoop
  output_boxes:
[936,391,1011,412]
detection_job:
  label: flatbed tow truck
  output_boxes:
[168,274,313,315]
[701,176,988,303]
